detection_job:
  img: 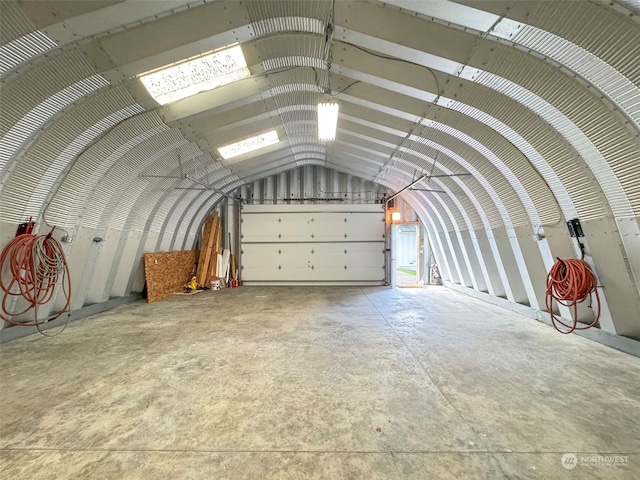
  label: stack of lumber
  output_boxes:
[197,212,238,286]
[196,212,222,286]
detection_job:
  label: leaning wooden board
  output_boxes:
[144,250,199,303]
[208,214,221,281]
[197,212,218,286]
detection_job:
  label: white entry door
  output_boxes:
[241,204,385,285]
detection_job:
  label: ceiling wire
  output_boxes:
[333,79,362,97]
[335,41,443,183]
[381,94,442,181]
[341,2,507,183]
[337,40,440,94]
[320,0,336,95]
[355,12,506,192]
[138,149,240,203]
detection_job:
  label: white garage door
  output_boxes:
[241,204,386,285]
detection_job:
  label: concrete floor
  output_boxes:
[1,286,638,479]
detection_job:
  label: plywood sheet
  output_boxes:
[144,250,199,303]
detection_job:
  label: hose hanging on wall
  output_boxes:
[0,231,72,335]
[545,258,600,334]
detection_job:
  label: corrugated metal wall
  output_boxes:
[0,0,638,339]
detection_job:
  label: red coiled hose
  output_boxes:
[0,232,71,328]
[545,258,600,334]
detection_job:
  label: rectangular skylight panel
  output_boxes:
[218,130,280,160]
[140,45,250,105]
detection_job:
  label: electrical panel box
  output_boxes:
[15,218,35,236]
[566,218,584,238]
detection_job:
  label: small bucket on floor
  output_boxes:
[210,277,221,290]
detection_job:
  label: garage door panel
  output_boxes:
[241,204,385,285]
[242,242,384,271]
[241,263,384,282]
[311,212,383,235]
[241,213,314,240]
[242,211,384,243]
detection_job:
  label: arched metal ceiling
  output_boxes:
[1,0,639,335]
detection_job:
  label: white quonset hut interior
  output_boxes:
[1,1,639,478]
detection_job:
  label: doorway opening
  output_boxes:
[392,223,420,287]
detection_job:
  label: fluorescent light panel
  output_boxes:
[139,45,250,105]
[218,130,280,159]
[318,102,339,140]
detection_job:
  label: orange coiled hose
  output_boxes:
[0,233,71,327]
[545,258,600,334]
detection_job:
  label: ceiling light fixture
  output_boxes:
[318,102,339,141]
[218,130,280,160]
[139,45,250,105]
